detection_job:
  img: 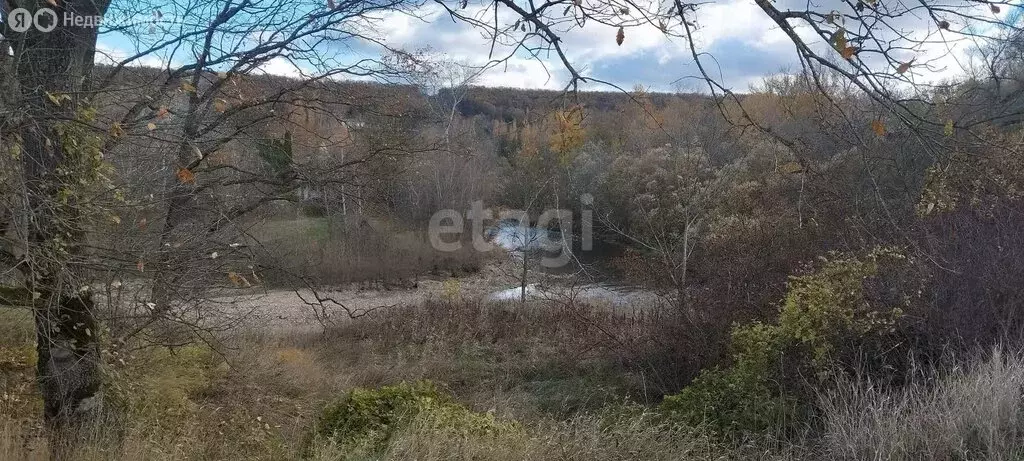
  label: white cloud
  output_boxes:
[257,56,304,78]
[475,57,564,89]
[95,42,168,68]
[96,0,999,91]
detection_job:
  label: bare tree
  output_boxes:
[601,144,723,319]
[0,0,431,434]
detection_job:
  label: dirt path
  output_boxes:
[228,262,516,331]
[223,259,662,333]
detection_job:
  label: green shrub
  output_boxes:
[662,247,910,437]
[310,381,514,457]
[660,325,797,437]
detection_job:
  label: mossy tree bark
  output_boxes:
[4,0,111,430]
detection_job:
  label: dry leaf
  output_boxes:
[137,218,148,230]
[897,61,912,74]
[780,161,804,174]
[227,272,251,288]
[44,91,63,106]
[871,119,886,137]
[176,168,195,184]
[146,122,157,131]
[991,4,1001,13]
[938,20,950,30]
[109,123,125,138]
[944,119,954,136]
[831,29,847,51]
[616,26,624,46]
[216,71,229,80]
[840,46,858,59]
[180,81,197,94]
[214,99,227,113]
[137,260,145,272]
[155,107,169,119]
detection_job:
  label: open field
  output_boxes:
[4,282,1024,460]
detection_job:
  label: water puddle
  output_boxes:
[486,282,657,307]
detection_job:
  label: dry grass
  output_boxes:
[252,216,490,287]
[0,298,709,460]
[819,347,1024,460]
[309,408,790,461]
[319,297,708,415]
[3,298,1024,460]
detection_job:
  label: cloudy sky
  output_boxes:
[359,0,1002,92]
[370,1,809,91]
[91,0,1010,92]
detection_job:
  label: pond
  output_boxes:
[484,218,657,307]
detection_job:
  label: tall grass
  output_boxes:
[252,216,488,286]
[308,404,802,461]
[4,298,1024,460]
[819,347,1024,460]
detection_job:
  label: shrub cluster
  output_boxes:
[662,247,912,436]
[310,381,515,457]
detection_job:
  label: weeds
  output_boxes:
[2,289,1023,460]
[819,347,1024,460]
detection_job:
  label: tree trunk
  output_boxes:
[520,250,529,305]
[34,292,102,426]
[9,0,111,430]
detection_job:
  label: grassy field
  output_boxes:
[2,297,1023,460]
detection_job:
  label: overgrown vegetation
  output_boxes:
[4,0,1024,457]
[662,248,913,436]
[309,381,515,457]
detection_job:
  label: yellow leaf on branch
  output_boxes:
[109,123,125,138]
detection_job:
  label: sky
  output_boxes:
[370,0,807,91]
[355,0,1004,92]
[87,0,1016,93]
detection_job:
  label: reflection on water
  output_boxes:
[486,282,656,307]
[484,219,654,306]
[487,219,563,253]
[486,218,624,271]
